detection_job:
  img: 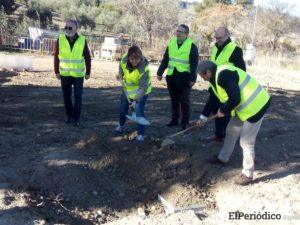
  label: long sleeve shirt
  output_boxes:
[157,40,199,86]
[202,68,270,123]
[54,33,91,75]
[201,38,247,118]
[214,38,246,71]
[119,56,150,102]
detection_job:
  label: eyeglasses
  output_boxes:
[176,30,186,34]
[64,26,73,31]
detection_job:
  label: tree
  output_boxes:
[118,0,180,47]
[0,0,16,14]
[257,1,297,51]
[26,0,54,28]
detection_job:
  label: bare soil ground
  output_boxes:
[0,54,299,225]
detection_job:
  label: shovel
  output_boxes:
[161,114,218,148]
[120,80,150,126]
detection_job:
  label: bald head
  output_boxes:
[215,26,230,46]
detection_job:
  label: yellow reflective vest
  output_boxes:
[58,34,85,77]
[120,55,152,100]
[167,37,193,75]
[210,41,237,66]
[211,65,270,121]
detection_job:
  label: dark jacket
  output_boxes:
[203,68,270,123]
[201,38,247,118]
[54,33,91,75]
[157,39,199,88]
[213,38,246,71]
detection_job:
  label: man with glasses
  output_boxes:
[54,19,91,127]
[199,26,246,143]
[157,24,199,130]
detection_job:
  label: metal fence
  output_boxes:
[0,34,101,56]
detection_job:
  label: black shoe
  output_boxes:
[65,117,72,124]
[181,123,189,130]
[166,121,179,127]
[208,155,226,165]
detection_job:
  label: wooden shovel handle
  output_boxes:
[167,114,218,138]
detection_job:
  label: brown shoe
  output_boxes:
[234,174,253,186]
[204,135,224,143]
[208,155,226,165]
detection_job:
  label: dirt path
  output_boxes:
[0,56,299,224]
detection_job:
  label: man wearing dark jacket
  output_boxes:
[157,24,199,130]
[200,26,246,142]
[197,60,270,185]
[54,19,91,126]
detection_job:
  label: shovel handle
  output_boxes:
[167,114,218,138]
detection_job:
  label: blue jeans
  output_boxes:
[119,92,148,135]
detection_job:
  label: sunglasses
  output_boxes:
[64,26,73,31]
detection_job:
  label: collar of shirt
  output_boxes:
[66,33,79,44]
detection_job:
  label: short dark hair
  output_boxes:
[197,60,217,74]
[127,45,143,59]
[179,24,189,34]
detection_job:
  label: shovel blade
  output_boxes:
[126,114,150,125]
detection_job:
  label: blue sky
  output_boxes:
[254,0,300,17]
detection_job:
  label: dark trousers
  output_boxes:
[119,92,148,135]
[61,76,84,122]
[211,97,230,139]
[167,82,191,126]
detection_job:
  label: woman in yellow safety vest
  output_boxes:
[115,46,152,142]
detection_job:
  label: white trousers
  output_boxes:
[218,117,263,178]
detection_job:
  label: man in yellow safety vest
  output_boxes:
[54,19,91,127]
[200,26,246,143]
[157,24,199,130]
[197,60,270,185]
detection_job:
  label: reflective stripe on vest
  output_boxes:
[210,41,237,66]
[167,37,193,75]
[58,34,85,77]
[236,85,262,112]
[212,65,270,121]
[60,59,85,63]
[120,54,152,99]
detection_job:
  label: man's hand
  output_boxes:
[157,75,162,81]
[55,73,60,80]
[190,81,195,87]
[196,114,208,127]
[85,74,90,80]
[217,109,225,118]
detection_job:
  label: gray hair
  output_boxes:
[197,60,217,74]
[66,19,78,28]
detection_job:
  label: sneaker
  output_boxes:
[208,155,226,165]
[136,135,144,142]
[115,125,125,135]
[204,135,224,143]
[166,120,179,127]
[234,174,253,186]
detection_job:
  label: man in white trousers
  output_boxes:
[196,60,271,185]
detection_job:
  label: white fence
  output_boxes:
[0,34,101,56]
